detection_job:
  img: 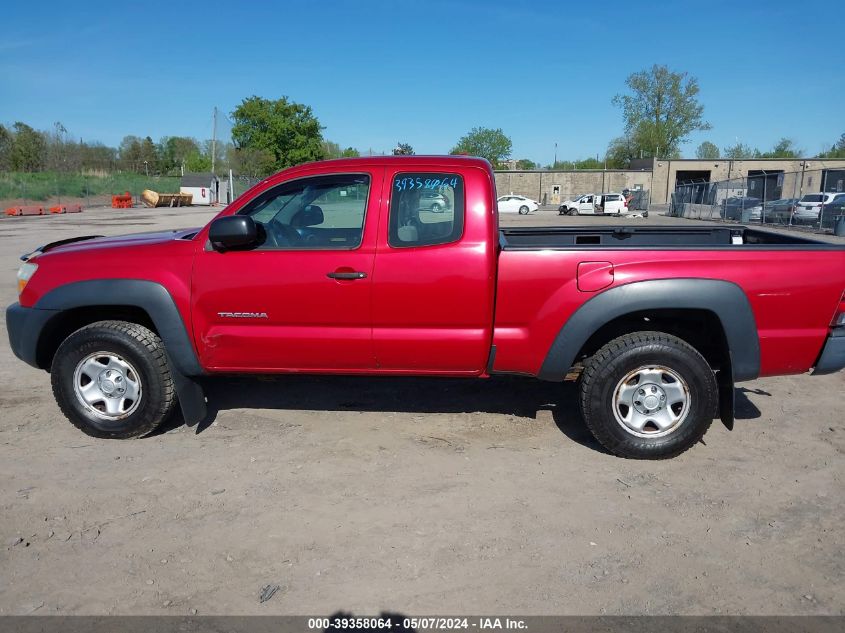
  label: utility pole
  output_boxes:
[554,142,557,167]
[211,106,217,174]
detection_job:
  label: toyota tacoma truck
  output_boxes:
[6,156,845,459]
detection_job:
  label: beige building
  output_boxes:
[495,157,845,206]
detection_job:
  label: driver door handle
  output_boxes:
[327,271,367,280]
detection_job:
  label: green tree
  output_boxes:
[231,96,325,171]
[612,64,710,158]
[185,151,212,172]
[695,141,720,159]
[450,127,512,168]
[158,136,201,174]
[119,135,143,172]
[341,147,360,157]
[516,158,536,169]
[393,142,414,155]
[9,122,46,171]
[231,147,276,178]
[759,138,801,158]
[820,133,845,158]
[723,142,760,159]
[79,142,117,170]
[139,136,158,173]
[0,124,12,171]
[605,136,639,168]
[45,121,73,172]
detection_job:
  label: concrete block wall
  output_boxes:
[651,158,845,203]
[494,170,653,205]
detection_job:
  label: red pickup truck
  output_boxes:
[7,156,845,458]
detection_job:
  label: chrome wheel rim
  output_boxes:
[612,365,690,438]
[72,352,142,420]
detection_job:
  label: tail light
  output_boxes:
[833,292,845,327]
[624,199,628,207]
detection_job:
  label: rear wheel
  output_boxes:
[51,320,177,439]
[519,205,529,215]
[578,331,717,459]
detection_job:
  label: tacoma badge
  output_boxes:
[217,312,269,318]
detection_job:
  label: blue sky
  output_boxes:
[2,0,842,164]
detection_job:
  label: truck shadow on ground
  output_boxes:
[159,374,766,453]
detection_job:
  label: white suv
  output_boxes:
[793,192,839,224]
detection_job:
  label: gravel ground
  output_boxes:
[0,205,842,616]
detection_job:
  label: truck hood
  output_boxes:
[24,228,201,261]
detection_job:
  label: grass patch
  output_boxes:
[0,172,182,202]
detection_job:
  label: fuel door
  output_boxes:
[577,261,614,292]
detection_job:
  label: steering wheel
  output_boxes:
[265,219,302,247]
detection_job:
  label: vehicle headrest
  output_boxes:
[397,225,419,243]
[291,205,324,227]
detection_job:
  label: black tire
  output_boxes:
[567,208,577,216]
[578,331,717,459]
[519,205,529,215]
[51,320,176,439]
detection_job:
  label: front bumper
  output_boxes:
[812,327,845,375]
[6,302,57,369]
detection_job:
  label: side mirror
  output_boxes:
[208,215,260,251]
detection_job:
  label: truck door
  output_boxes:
[581,195,595,214]
[371,168,496,374]
[191,170,381,371]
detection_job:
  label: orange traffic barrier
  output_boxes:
[4,205,44,216]
[112,191,133,208]
[49,204,83,214]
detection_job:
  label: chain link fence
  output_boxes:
[0,170,267,211]
[669,167,845,233]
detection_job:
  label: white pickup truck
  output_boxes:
[559,193,628,216]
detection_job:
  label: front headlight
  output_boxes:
[17,262,38,294]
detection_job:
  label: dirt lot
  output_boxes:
[0,205,843,616]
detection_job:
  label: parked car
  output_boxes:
[793,192,840,224]
[746,199,789,222]
[498,194,539,214]
[721,197,761,221]
[766,198,801,223]
[419,190,450,213]
[559,193,628,216]
[7,156,845,460]
[819,194,845,229]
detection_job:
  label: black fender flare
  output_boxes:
[35,279,206,424]
[538,278,760,383]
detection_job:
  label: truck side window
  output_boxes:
[388,173,464,248]
[239,174,370,250]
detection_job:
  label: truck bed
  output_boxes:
[499,225,844,250]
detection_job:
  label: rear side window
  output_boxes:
[389,173,465,248]
[801,194,823,202]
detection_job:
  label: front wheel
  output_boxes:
[578,331,717,459]
[519,205,529,215]
[51,320,177,439]
[567,208,577,216]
